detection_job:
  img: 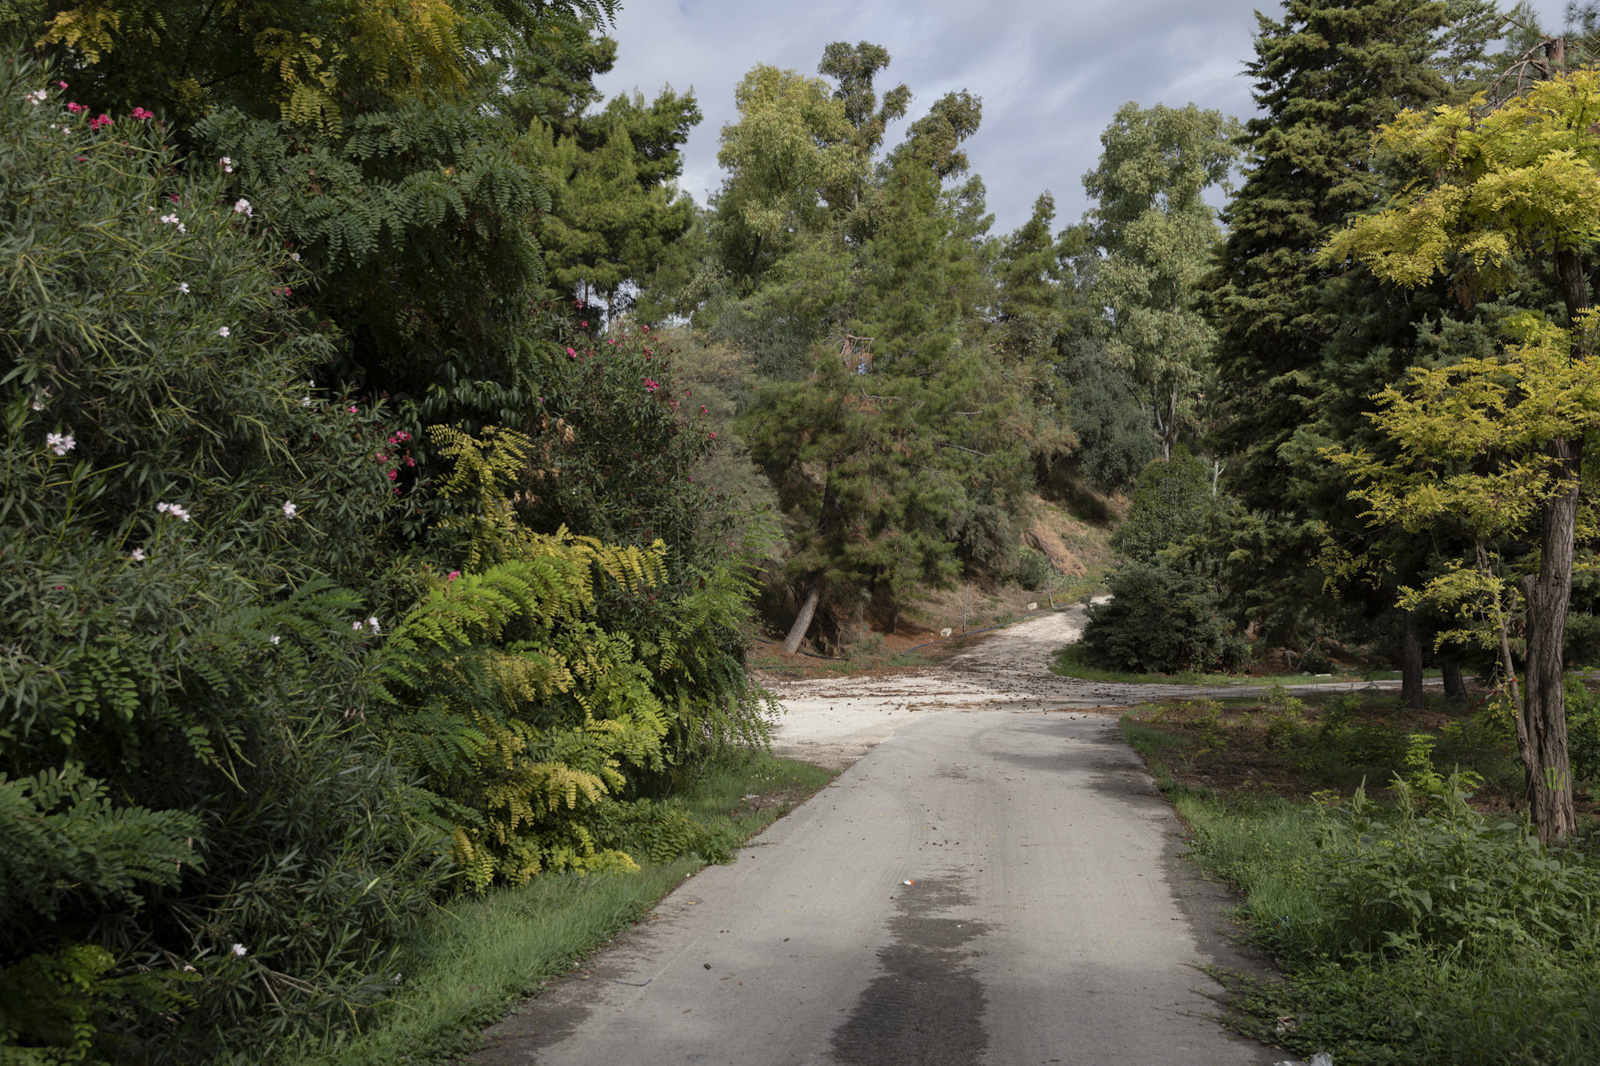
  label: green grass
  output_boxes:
[1122,710,1600,1065]
[282,754,833,1066]
[1052,643,1434,687]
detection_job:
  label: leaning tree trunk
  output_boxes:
[1522,447,1581,843]
[781,573,824,655]
[1401,611,1425,711]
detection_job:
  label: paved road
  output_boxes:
[472,706,1277,1065]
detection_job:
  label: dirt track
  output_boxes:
[768,601,1430,768]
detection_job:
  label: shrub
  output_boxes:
[1118,450,1215,562]
[0,55,442,1062]
[1314,779,1600,957]
[375,427,775,890]
[1080,559,1240,673]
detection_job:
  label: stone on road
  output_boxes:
[472,706,1273,1065]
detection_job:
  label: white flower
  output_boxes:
[26,89,46,105]
[230,943,247,957]
[159,213,179,226]
[131,547,145,561]
[270,635,281,645]
[366,617,380,634]
[177,282,190,294]
[300,396,312,407]
[233,198,252,216]
[217,326,230,338]
[220,156,233,173]
[282,501,297,519]
[290,252,301,262]
[352,620,363,631]
[156,502,190,522]
[46,432,74,456]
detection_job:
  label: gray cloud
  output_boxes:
[594,0,1567,236]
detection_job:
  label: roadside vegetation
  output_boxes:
[12,0,1600,1061]
[1123,681,1600,1064]
[285,755,832,1066]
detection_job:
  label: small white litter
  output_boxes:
[1274,1054,1332,1066]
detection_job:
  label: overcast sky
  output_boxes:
[593,0,1568,236]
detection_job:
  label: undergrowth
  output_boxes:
[281,753,832,1066]
[1124,697,1600,1065]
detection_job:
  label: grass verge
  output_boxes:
[1122,697,1600,1065]
[282,754,833,1066]
[1053,643,1436,687]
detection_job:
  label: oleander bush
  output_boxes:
[0,56,447,1062]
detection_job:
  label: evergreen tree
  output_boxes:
[1198,0,1504,652]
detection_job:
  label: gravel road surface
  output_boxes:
[471,608,1287,1065]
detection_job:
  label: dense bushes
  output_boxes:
[0,55,774,1063]
[1080,559,1245,673]
[0,58,452,1061]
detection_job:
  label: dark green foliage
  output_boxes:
[0,57,445,1061]
[1059,342,1156,491]
[1118,452,1216,562]
[513,323,730,562]
[1204,0,1458,506]
[1080,560,1243,673]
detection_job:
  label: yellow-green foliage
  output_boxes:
[1322,69,1600,296]
[41,0,468,128]
[379,428,686,889]
[1324,315,1600,650]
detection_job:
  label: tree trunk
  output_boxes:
[1442,660,1467,702]
[781,573,823,655]
[1522,450,1580,843]
[1516,246,1592,843]
[1401,611,1425,711]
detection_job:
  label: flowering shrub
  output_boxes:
[0,54,441,1062]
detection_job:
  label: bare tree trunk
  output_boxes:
[781,573,823,655]
[1442,660,1467,702]
[1522,454,1580,842]
[1401,611,1425,711]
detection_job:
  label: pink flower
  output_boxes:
[58,81,67,89]
[580,320,587,327]
[608,338,617,345]
[566,346,576,358]
[709,431,717,440]
[642,325,650,333]
[375,453,387,462]
[66,101,83,114]
[348,405,358,414]
[447,571,461,582]
[643,378,660,393]
[130,107,153,120]
[683,389,691,396]
[89,113,111,130]
[699,405,708,414]
[388,469,398,480]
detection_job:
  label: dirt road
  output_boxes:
[472,608,1286,1065]
[769,601,1423,769]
